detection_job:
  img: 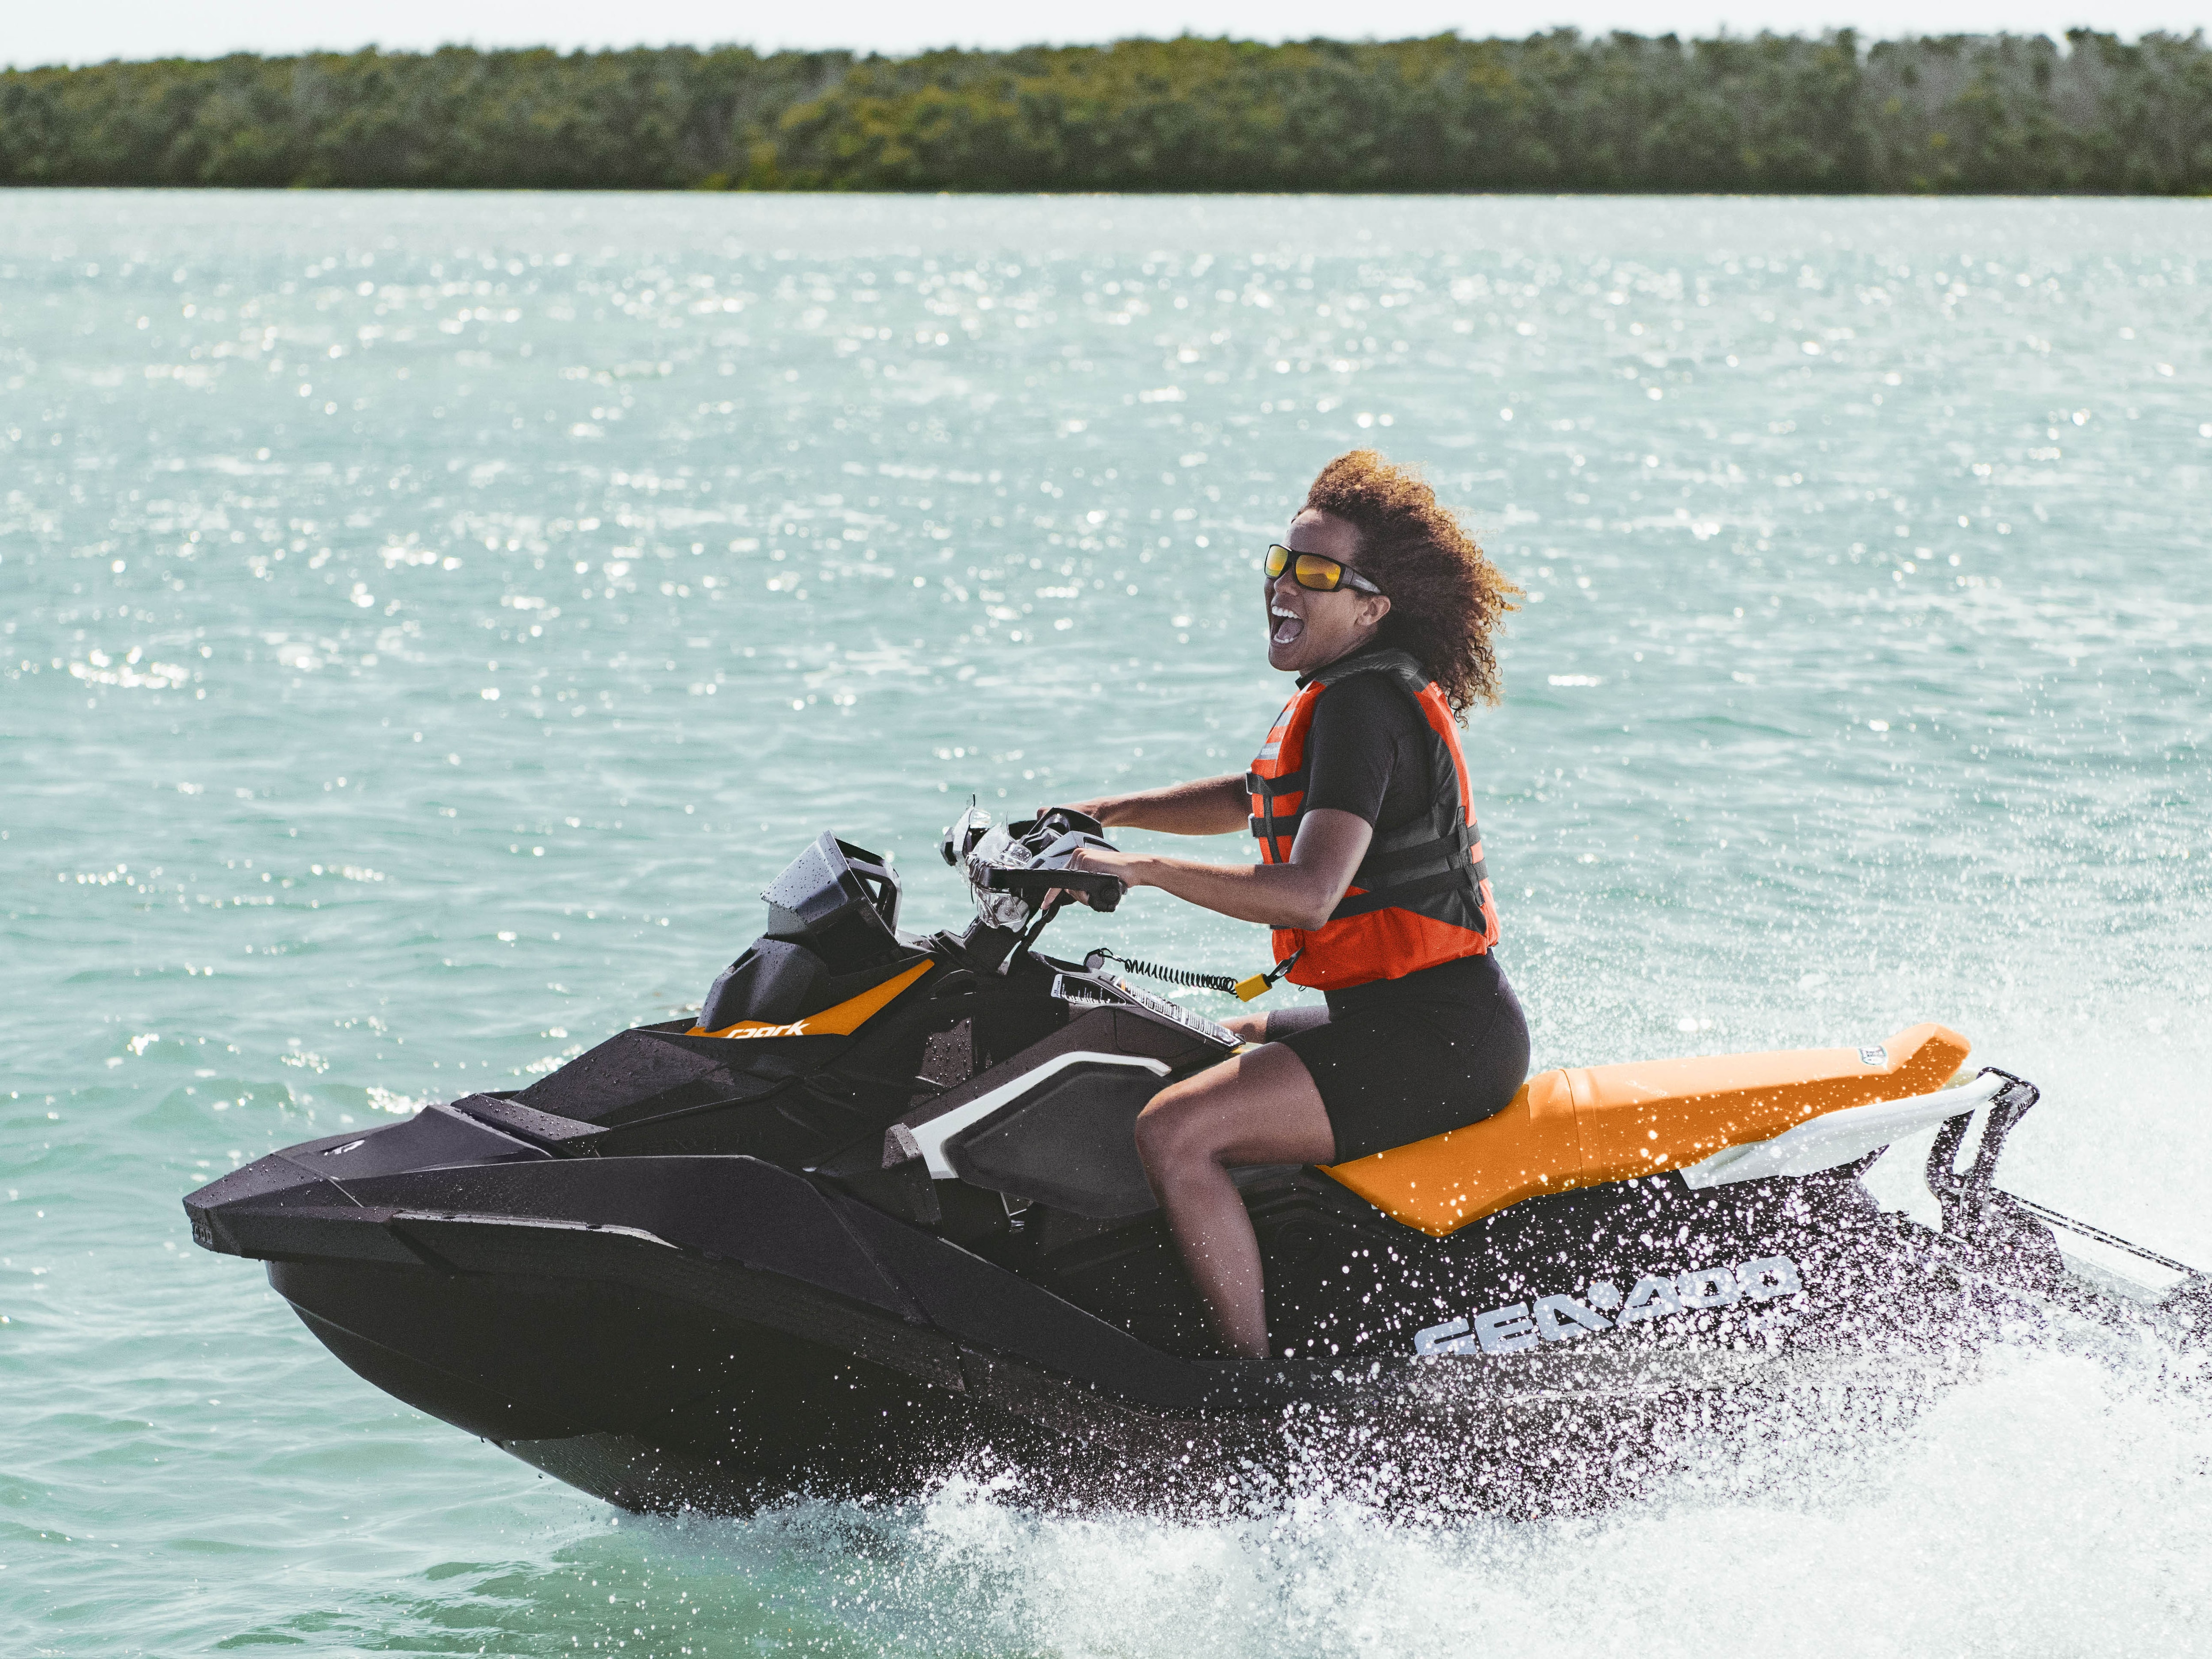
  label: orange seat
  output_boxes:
[1321,1021,1970,1236]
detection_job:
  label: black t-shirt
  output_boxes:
[1297,672,1430,837]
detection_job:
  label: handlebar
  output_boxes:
[979,866,1126,913]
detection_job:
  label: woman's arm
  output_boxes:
[1061,774,1249,837]
[1069,806,1373,932]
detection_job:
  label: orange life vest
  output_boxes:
[1247,648,1499,992]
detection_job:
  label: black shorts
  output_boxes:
[1274,952,1530,1164]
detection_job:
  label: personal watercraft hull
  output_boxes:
[187,1109,2176,1513]
[185,826,2210,1513]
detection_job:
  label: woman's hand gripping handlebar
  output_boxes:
[1018,826,1130,914]
[984,863,1126,913]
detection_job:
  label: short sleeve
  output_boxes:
[1298,674,1406,827]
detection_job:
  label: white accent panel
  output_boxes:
[908,1051,1172,1179]
[1678,1070,2006,1190]
[394,1212,676,1248]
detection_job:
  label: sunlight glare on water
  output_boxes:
[3,190,2208,1655]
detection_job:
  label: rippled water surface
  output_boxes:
[4,191,2209,1655]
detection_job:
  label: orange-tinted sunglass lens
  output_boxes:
[1264,544,1348,591]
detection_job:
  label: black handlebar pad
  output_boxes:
[980,867,1125,913]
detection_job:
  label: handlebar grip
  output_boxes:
[980,867,1125,913]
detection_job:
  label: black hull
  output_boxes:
[272,1258,983,1509]
[251,1172,2066,1515]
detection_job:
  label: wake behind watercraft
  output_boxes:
[185,810,2210,1512]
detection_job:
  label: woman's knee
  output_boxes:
[1134,1084,1219,1172]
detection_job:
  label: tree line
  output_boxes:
[4,30,2209,193]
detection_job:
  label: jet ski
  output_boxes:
[185,809,2210,1513]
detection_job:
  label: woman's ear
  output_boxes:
[1359,593,1392,630]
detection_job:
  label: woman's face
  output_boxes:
[1265,509,1393,676]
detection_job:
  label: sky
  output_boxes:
[7,0,2206,68]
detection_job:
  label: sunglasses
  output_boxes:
[1264,544,1386,596]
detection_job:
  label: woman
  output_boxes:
[1064,450,1528,1359]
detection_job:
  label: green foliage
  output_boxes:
[4,31,2208,192]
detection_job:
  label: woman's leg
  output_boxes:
[1134,1044,1336,1359]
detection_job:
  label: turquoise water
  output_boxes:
[4,190,2209,1654]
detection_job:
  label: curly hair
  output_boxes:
[1302,450,1518,715]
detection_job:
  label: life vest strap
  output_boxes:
[1361,818,1472,859]
[1350,820,1470,871]
[1352,843,1470,884]
[1329,864,1487,921]
[1249,822,1471,884]
[1245,767,1308,798]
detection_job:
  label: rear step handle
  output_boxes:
[1925,1068,2039,1229]
[1926,1073,2212,1326]
[1923,1069,2068,1269]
